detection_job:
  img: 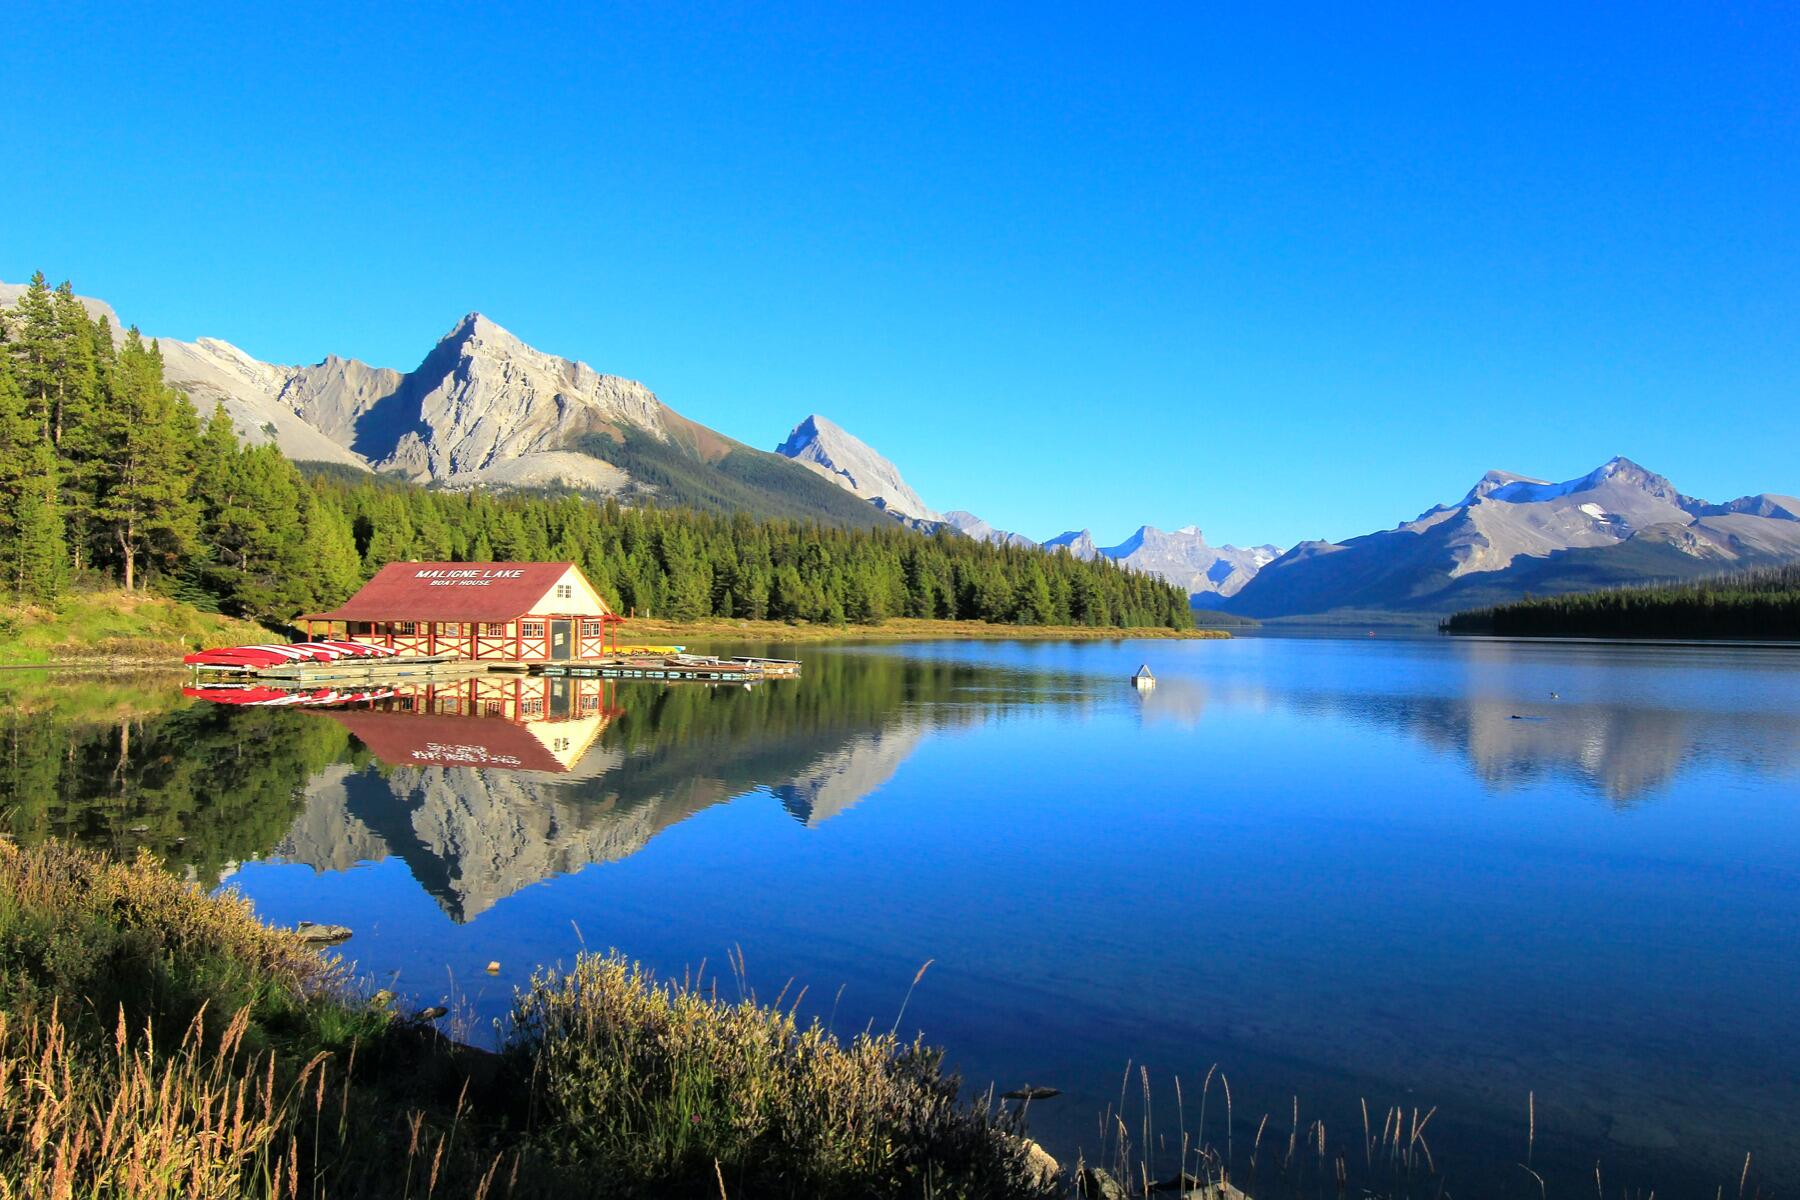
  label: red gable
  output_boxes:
[314,709,573,773]
[305,562,600,623]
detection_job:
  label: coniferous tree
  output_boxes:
[89,331,199,591]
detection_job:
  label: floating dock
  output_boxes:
[537,655,802,682]
[189,652,801,685]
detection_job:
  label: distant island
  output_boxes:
[1442,565,1800,640]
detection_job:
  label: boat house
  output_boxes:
[301,562,624,663]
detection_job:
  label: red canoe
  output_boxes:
[183,640,401,669]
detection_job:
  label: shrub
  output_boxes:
[510,952,1051,1199]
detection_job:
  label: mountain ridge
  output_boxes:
[1227,455,1800,619]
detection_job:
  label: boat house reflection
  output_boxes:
[308,676,624,774]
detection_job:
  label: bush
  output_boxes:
[511,952,1051,1199]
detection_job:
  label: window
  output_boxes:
[394,621,416,636]
[521,621,545,639]
[581,620,602,638]
[482,623,507,638]
[522,698,544,715]
[555,584,573,600]
[483,700,504,717]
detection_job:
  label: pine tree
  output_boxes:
[0,345,68,600]
[7,273,57,438]
[89,331,200,590]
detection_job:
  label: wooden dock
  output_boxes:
[536,655,802,682]
[246,658,489,683]
[194,653,801,685]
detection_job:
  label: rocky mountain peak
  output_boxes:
[1043,530,1099,560]
[774,414,942,522]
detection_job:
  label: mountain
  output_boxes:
[943,511,1038,549]
[1042,529,1100,560]
[769,414,1288,596]
[3,279,892,528]
[1037,526,1282,602]
[1227,457,1800,619]
[2,281,374,472]
[1105,526,1283,602]
[775,415,943,522]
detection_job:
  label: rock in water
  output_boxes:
[1002,1085,1062,1101]
[291,921,353,945]
[1016,1138,1060,1189]
[1077,1167,1128,1200]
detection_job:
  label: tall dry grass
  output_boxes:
[511,951,1051,1198]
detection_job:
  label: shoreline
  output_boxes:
[3,616,1226,670]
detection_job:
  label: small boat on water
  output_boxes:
[184,640,401,671]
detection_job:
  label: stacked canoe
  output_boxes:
[184,641,401,671]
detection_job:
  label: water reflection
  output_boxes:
[4,640,1800,1193]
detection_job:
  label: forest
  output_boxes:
[0,273,1193,630]
[1442,565,1800,639]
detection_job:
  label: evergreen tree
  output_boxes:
[88,331,199,591]
[0,353,67,600]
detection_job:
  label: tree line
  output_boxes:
[1,272,1194,630]
[1442,565,1800,639]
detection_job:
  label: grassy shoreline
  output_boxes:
[0,838,1054,1199]
[4,596,1225,667]
[622,615,1229,645]
[0,590,277,667]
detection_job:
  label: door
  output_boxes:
[550,619,573,661]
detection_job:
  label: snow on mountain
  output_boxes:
[1099,526,1283,600]
[1229,456,1800,619]
[774,415,943,522]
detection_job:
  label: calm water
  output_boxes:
[6,635,1799,1195]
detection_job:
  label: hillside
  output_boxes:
[1443,564,1800,639]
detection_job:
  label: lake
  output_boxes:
[5,634,1798,1196]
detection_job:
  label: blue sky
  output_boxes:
[5,3,1796,548]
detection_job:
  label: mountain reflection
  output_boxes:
[1216,680,1800,804]
[0,656,1082,921]
[6,646,1790,918]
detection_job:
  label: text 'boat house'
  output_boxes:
[300,561,624,663]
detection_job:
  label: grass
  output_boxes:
[621,616,1230,645]
[0,838,1053,1199]
[0,590,275,666]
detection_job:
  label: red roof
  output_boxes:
[304,562,602,623]
[313,709,573,773]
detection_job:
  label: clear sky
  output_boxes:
[5,3,1796,548]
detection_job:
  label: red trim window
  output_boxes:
[482,622,506,637]
[395,621,417,635]
[555,584,573,600]
[581,619,603,637]
[522,697,544,715]
[521,621,545,639]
